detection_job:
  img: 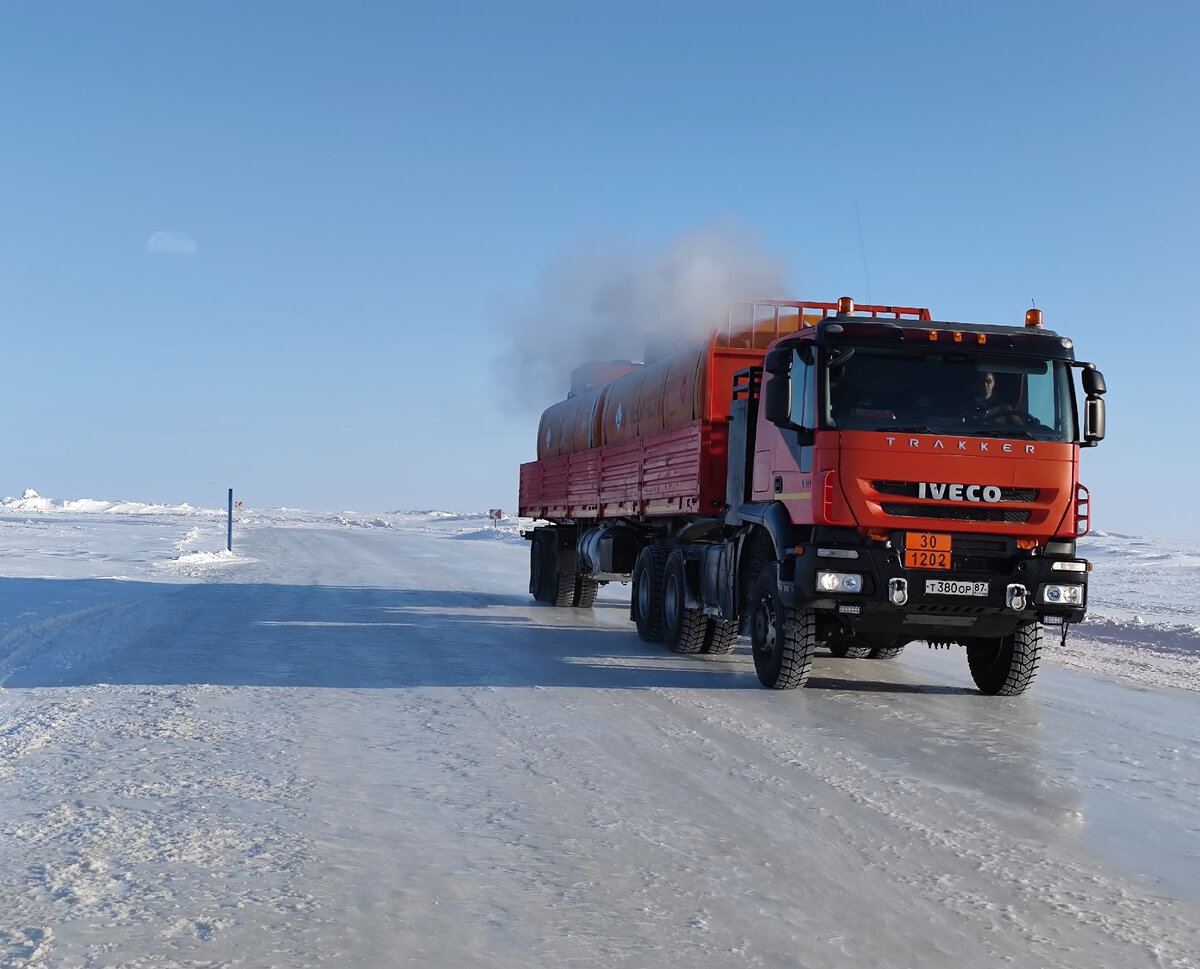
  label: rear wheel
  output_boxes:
[662,549,707,654]
[964,622,1042,695]
[631,545,669,643]
[529,531,554,603]
[828,637,872,659]
[551,571,576,607]
[868,644,905,660]
[575,576,600,608]
[703,619,740,655]
[750,567,818,689]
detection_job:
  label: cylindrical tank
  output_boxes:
[537,385,608,459]
[601,366,649,446]
[661,341,708,428]
[602,339,709,446]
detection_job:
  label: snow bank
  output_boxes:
[2,489,214,516]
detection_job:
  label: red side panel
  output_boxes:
[518,419,729,520]
[598,439,642,518]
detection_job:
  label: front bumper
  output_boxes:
[780,537,1088,639]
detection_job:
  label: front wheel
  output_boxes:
[750,567,818,689]
[963,622,1043,695]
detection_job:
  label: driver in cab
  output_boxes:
[970,371,1023,424]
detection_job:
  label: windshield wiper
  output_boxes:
[972,427,1040,440]
[889,424,942,434]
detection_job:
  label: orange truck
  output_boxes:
[518,298,1107,694]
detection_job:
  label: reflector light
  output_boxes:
[977,333,987,344]
[1017,538,1037,550]
[1026,308,1043,328]
[953,331,963,342]
[928,331,938,341]
[837,296,855,315]
[1074,483,1091,536]
[822,472,841,524]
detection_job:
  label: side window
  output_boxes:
[789,349,814,473]
[790,349,815,428]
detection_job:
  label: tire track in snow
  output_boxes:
[657,687,1200,969]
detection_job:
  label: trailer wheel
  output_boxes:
[530,531,553,603]
[964,622,1043,695]
[828,638,872,659]
[750,567,817,689]
[575,576,600,609]
[662,550,708,654]
[703,619,740,655]
[631,545,669,643]
[551,571,576,607]
[868,643,905,660]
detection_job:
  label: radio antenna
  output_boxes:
[855,198,872,305]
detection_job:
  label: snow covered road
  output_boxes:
[1,508,1199,968]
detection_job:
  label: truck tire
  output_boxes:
[662,549,707,654]
[828,638,872,659]
[868,643,905,660]
[551,571,576,607]
[632,545,669,643]
[531,529,577,607]
[703,619,740,655]
[530,531,553,603]
[964,622,1042,695]
[575,577,600,608]
[750,567,817,689]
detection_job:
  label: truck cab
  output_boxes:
[739,300,1107,692]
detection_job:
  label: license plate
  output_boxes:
[926,579,989,597]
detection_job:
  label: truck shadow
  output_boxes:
[0,578,977,695]
[804,674,976,696]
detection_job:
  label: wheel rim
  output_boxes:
[753,597,776,656]
[636,566,651,619]
[663,574,680,631]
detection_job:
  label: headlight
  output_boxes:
[1041,583,1084,605]
[817,571,863,594]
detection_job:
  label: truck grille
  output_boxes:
[881,503,1032,524]
[874,481,1039,502]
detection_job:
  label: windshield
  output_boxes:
[823,348,1077,442]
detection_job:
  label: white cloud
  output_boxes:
[145,231,197,256]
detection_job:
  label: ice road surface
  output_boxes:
[1,492,1198,969]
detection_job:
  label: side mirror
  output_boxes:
[1083,397,1106,445]
[1082,366,1107,397]
[763,373,794,426]
[764,346,793,375]
[762,373,813,443]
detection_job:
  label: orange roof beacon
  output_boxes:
[519,298,1107,695]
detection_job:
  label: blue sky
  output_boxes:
[1,2,1196,537]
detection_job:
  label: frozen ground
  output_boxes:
[1,492,1198,968]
